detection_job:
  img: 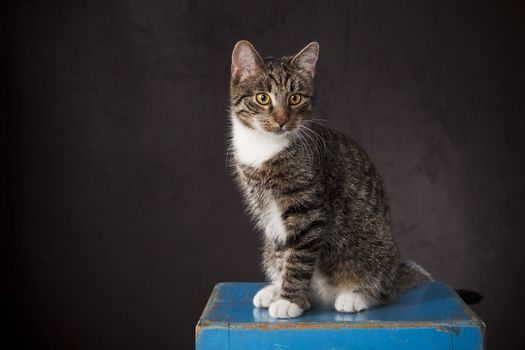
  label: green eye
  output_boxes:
[289,94,302,105]
[256,93,271,105]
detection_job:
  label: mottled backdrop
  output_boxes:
[5,1,524,349]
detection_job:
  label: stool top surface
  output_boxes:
[199,282,483,329]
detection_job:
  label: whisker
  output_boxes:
[298,127,324,166]
[298,124,329,160]
[296,130,313,166]
[296,129,315,166]
[299,127,322,161]
[302,120,334,150]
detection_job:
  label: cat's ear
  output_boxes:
[231,40,264,83]
[291,42,319,78]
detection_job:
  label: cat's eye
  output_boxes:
[256,93,271,105]
[289,94,302,106]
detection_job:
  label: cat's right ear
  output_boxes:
[231,40,264,84]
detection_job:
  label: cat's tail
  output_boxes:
[393,260,484,305]
[393,260,433,294]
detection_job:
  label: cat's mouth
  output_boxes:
[259,124,296,136]
[272,128,291,135]
[265,122,299,135]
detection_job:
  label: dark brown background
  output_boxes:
[4,1,525,349]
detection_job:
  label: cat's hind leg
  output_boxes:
[334,290,371,313]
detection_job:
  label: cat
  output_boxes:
[228,40,432,319]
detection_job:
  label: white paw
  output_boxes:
[334,291,369,313]
[268,299,304,318]
[253,285,280,308]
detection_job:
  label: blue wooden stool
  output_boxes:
[196,282,485,349]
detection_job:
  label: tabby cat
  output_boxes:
[228,40,431,319]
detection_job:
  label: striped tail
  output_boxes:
[394,260,433,294]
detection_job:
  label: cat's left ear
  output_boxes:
[291,42,320,78]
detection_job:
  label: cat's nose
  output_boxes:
[273,108,289,128]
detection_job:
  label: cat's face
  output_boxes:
[230,41,319,136]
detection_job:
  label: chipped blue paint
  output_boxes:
[196,282,485,349]
[230,328,451,350]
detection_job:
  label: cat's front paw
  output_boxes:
[334,291,369,313]
[268,299,304,318]
[253,285,280,308]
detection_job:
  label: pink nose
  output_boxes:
[274,108,289,127]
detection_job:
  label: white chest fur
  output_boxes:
[262,200,288,244]
[231,117,290,168]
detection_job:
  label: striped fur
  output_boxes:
[228,41,431,318]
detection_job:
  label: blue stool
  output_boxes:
[196,282,485,349]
